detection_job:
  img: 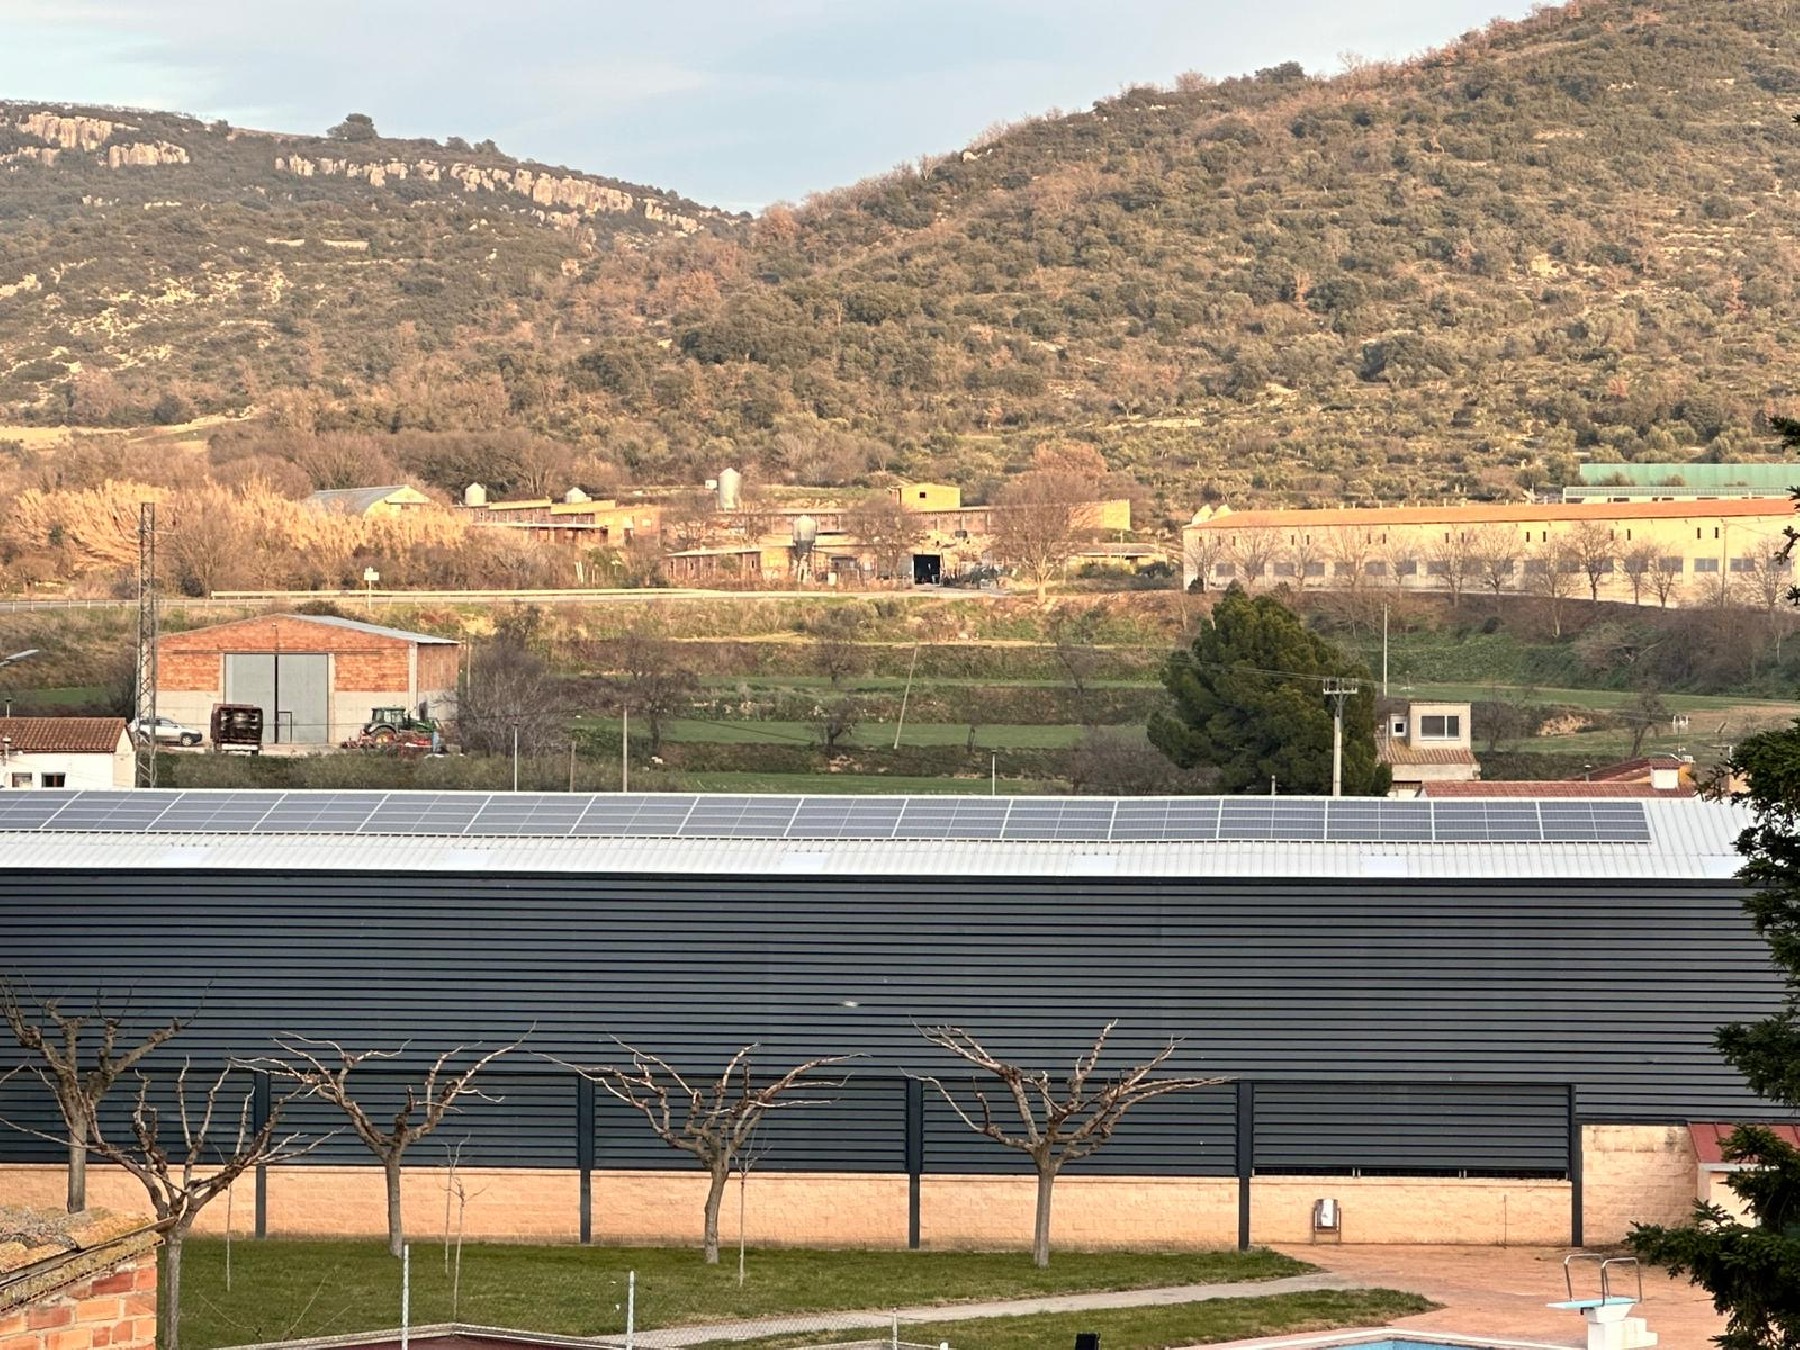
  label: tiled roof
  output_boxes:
[1189,497,1789,530]
[0,717,127,754]
[1378,743,1480,767]
[1584,755,1686,783]
[1424,781,1695,798]
[1690,1122,1800,1166]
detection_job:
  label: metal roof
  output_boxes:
[0,790,1751,880]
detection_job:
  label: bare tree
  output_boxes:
[1470,526,1521,612]
[454,620,567,757]
[842,496,921,583]
[601,629,701,753]
[263,1034,522,1256]
[914,1022,1226,1268]
[1569,522,1616,603]
[990,469,1095,605]
[1426,531,1475,606]
[814,695,859,750]
[1648,556,1685,610]
[1048,608,1107,728]
[808,607,866,687]
[1228,528,1280,592]
[1619,687,1670,759]
[1182,530,1229,591]
[558,1041,852,1263]
[1527,541,1579,637]
[1325,527,1375,593]
[1616,542,1655,606]
[1,983,191,1211]
[87,1064,321,1350]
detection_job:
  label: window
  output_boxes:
[1715,527,1722,539]
[917,490,928,500]
[1694,558,1721,573]
[1696,528,1703,540]
[1420,714,1462,740]
[1396,559,1419,576]
[1425,560,1450,576]
[1214,561,1235,579]
[1364,560,1387,577]
[1658,557,1684,573]
[1273,561,1296,578]
[1731,557,1757,573]
[40,773,65,788]
[1626,529,1633,542]
[1391,718,1408,738]
[1304,561,1326,578]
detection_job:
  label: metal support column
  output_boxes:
[1568,1082,1584,1248]
[252,1069,270,1239]
[1235,1080,1254,1251]
[904,1078,924,1250]
[577,1075,596,1245]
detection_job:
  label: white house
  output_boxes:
[0,718,134,789]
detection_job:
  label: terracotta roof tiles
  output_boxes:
[0,717,127,755]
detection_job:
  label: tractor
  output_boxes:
[343,706,440,755]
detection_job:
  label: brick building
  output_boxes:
[0,1209,157,1350]
[158,614,460,746]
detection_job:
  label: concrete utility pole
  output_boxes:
[1323,678,1361,798]
[135,501,158,789]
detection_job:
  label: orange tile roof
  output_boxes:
[1378,743,1480,767]
[1423,781,1695,798]
[1189,498,1793,530]
[0,717,127,755]
[1690,1122,1800,1166]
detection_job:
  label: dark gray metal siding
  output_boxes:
[0,869,1778,1143]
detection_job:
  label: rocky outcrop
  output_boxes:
[14,112,130,150]
[0,147,59,167]
[106,141,189,168]
[274,153,705,232]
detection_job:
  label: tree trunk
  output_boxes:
[162,1226,186,1350]
[702,1161,729,1264]
[385,1152,405,1258]
[66,1109,87,1213]
[1031,1162,1058,1269]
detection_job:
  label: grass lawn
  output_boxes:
[176,1241,1310,1350]
[701,1290,1435,1350]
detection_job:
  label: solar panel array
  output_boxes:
[0,791,1655,844]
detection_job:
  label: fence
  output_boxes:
[0,1068,1584,1252]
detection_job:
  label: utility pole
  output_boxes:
[621,707,629,793]
[1323,678,1361,798]
[135,501,158,789]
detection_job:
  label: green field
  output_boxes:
[577,717,1102,750]
[174,1241,1313,1350]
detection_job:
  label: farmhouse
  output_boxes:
[157,614,460,746]
[0,789,1778,1252]
[0,717,132,789]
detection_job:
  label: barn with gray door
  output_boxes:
[223,652,329,744]
[0,790,1776,1249]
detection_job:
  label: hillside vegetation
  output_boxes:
[3,0,1799,519]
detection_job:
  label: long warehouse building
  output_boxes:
[0,789,1780,1251]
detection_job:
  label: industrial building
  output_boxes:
[1181,498,1795,603]
[0,789,1779,1252]
[157,614,460,746]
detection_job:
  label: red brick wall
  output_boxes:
[0,1247,156,1350]
[334,650,409,692]
[159,653,220,694]
[161,616,407,656]
[417,645,460,693]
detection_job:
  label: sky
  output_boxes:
[0,0,1542,211]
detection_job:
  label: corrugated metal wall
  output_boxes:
[0,868,1778,1163]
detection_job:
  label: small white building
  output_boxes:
[0,718,133,789]
[1379,701,1480,798]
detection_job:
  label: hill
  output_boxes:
[0,103,741,427]
[4,0,1800,520]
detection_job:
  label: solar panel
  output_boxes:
[0,790,1656,847]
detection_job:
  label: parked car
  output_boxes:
[129,715,203,747]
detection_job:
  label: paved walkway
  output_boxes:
[625,1271,1356,1348]
[1248,1245,1726,1349]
